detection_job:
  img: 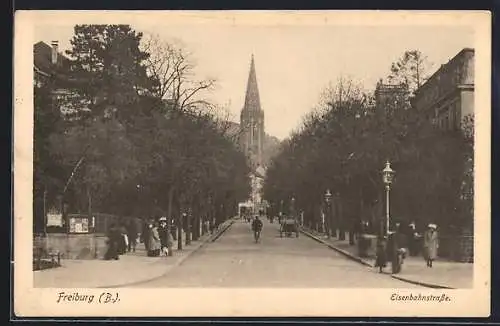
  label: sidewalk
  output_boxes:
[34,219,235,288]
[300,226,473,289]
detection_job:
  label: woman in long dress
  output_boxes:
[375,235,388,273]
[146,219,161,257]
[423,224,439,267]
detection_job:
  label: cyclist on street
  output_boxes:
[252,215,263,243]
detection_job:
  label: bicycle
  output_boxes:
[254,230,261,243]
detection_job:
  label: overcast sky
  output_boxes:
[34,14,474,140]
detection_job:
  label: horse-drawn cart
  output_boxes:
[280,218,299,238]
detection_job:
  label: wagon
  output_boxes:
[280,218,299,238]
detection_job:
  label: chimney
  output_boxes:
[51,41,59,65]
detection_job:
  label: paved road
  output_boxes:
[132,218,421,288]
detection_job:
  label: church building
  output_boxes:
[240,54,265,170]
[239,55,268,211]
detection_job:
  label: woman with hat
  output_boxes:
[423,223,439,267]
[158,217,173,256]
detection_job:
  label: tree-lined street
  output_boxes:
[32,22,474,288]
[132,218,421,288]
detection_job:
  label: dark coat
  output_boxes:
[147,226,161,251]
[252,219,263,231]
[158,225,171,247]
[375,239,388,267]
[104,226,121,260]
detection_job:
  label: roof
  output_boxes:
[413,48,474,97]
[242,54,262,112]
[33,41,71,75]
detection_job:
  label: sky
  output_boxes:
[34,16,474,140]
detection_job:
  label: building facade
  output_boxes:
[411,48,475,263]
[34,40,91,119]
[240,55,265,170]
[411,48,474,131]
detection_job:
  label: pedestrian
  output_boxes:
[104,223,120,260]
[423,223,439,268]
[127,219,138,253]
[118,222,128,255]
[146,219,161,257]
[375,235,388,273]
[387,224,408,274]
[140,218,151,252]
[170,217,177,241]
[407,221,419,256]
[158,217,171,256]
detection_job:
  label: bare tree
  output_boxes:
[141,34,216,112]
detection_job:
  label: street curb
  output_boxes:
[300,228,374,267]
[300,228,456,289]
[390,275,455,289]
[210,219,235,242]
[101,219,235,288]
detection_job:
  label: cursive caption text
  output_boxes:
[56,291,120,304]
[391,292,451,303]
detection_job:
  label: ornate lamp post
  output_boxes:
[324,189,332,238]
[382,161,396,235]
[290,197,296,217]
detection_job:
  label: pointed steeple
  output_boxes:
[243,54,261,112]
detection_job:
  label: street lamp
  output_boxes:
[324,189,332,237]
[291,196,296,218]
[382,161,396,235]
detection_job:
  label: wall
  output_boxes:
[37,234,108,260]
[461,89,474,120]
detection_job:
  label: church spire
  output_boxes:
[243,54,261,112]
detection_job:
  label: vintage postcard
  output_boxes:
[14,10,491,317]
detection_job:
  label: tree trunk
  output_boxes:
[177,213,183,251]
[192,201,199,241]
[339,197,345,241]
[186,210,191,246]
[166,187,175,256]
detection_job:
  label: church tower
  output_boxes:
[240,54,265,170]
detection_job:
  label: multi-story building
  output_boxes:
[34,40,90,118]
[411,48,475,263]
[411,48,474,131]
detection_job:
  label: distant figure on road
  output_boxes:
[252,215,263,243]
[423,224,439,268]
